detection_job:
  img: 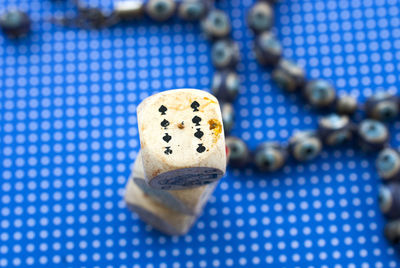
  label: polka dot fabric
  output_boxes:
[1,0,400,267]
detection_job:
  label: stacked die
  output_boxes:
[125,89,227,235]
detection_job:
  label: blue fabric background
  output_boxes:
[1,0,400,267]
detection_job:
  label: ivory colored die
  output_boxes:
[124,178,197,236]
[132,151,218,215]
[137,89,226,190]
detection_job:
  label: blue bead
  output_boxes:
[357,119,389,152]
[247,2,274,33]
[211,39,240,69]
[289,131,322,162]
[304,80,336,108]
[254,31,282,66]
[376,148,400,181]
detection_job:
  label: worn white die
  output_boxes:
[124,178,197,236]
[137,89,226,190]
[132,151,218,215]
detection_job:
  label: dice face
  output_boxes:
[137,89,226,190]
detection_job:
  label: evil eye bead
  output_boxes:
[211,39,240,69]
[201,9,231,40]
[379,183,400,219]
[254,142,287,172]
[304,80,336,108]
[318,114,353,146]
[0,9,30,37]
[365,92,399,121]
[271,59,306,92]
[221,102,235,135]
[384,219,400,244]
[289,131,322,162]
[335,94,358,115]
[212,70,240,102]
[226,137,250,168]
[178,0,209,21]
[376,148,400,181]
[247,2,274,33]
[254,31,282,66]
[357,119,389,152]
[145,0,176,21]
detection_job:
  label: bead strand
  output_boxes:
[248,1,400,121]
[247,0,400,247]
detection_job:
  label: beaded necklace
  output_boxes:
[247,0,400,246]
[1,0,399,247]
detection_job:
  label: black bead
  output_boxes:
[253,31,282,66]
[226,136,250,167]
[304,80,336,108]
[357,119,389,152]
[271,59,306,92]
[178,0,211,21]
[220,102,235,135]
[145,0,176,21]
[379,183,400,219]
[254,142,287,172]
[201,9,231,40]
[247,2,274,34]
[317,114,354,146]
[0,9,30,38]
[335,94,358,115]
[212,70,240,102]
[384,219,400,244]
[376,148,400,181]
[211,39,240,69]
[289,130,322,162]
[365,92,399,122]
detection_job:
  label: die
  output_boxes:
[131,151,218,215]
[124,178,196,235]
[137,89,226,190]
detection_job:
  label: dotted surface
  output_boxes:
[1,0,400,267]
